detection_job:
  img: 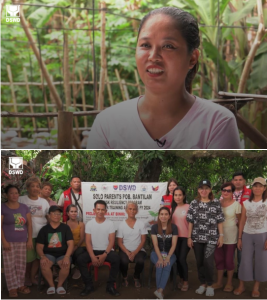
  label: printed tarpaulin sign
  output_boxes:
[82,182,167,230]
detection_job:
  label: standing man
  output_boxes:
[76,200,120,297]
[231,172,251,277]
[58,177,83,222]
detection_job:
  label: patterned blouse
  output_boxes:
[186,199,225,245]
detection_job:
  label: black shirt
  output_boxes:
[36,223,73,258]
[151,223,178,252]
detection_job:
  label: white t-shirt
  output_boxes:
[85,218,115,250]
[243,200,267,234]
[58,192,83,221]
[221,201,241,244]
[18,195,49,238]
[116,219,147,252]
[87,96,241,149]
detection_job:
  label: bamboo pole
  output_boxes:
[40,70,51,130]
[7,65,21,136]
[23,67,36,131]
[134,69,142,96]
[18,5,63,110]
[106,69,113,106]
[72,74,80,134]
[238,0,267,93]
[58,111,73,148]
[115,69,125,100]
[79,70,88,128]
[122,79,130,100]
[63,32,71,108]
[2,111,101,117]
[98,1,107,110]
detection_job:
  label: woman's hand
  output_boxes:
[217,236,224,248]
[40,256,50,267]
[26,239,33,250]
[187,238,193,249]
[237,239,242,250]
[264,240,267,250]
[3,241,11,251]
[156,258,164,268]
[163,256,170,267]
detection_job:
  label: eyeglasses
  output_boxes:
[50,212,61,216]
[222,189,232,193]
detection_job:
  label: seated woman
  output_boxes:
[116,202,147,287]
[150,207,178,299]
[1,185,32,297]
[66,204,86,280]
[36,206,74,295]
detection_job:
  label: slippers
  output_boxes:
[154,290,163,299]
[122,277,129,287]
[56,287,66,294]
[233,288,245,295]
[223,285,234,292]
[18,286,31,294]
[181,284,189,292]
[8,289,18,298]
[134,278,141,288]
[195,285,206,294]
[47,287,55,295]
[252,291,260,298]
[206,287,214,297]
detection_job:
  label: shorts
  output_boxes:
[26,238,40,262]
[45,254,72,264]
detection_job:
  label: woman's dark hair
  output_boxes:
[137,7,200,94]
[41,181,53,190]
[249,185,267,203]
[165,178,178,195]
[66,204,77,213]
[220,182,235,193]
[157,207,172,235]
[4,185,20,194]
[171,186,187,213]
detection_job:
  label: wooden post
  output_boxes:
[40,70,51,130]
[236,113,267,149]
[7,65,21,136]
[63,32,71,109]
[115,69,125,100]
[122,79,129,100]
[72,74,80,134]
[58,111,73,149]
[98,2,107,110]
[79,70,88,128]
[23,68,36,131]
[105,69,113,106]
[134,69,142,96]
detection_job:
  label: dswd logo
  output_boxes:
[6,5,20,23]
[9,157,23,175]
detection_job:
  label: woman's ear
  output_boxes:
[189,48,199,69]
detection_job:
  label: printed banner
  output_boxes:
[82,182,167,230]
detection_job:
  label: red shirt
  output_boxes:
[160,195,173,210]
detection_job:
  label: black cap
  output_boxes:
[198,180,211,188]
[48,205,63,214]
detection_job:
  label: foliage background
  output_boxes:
[1,0,267,147]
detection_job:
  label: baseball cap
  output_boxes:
[251,177,266,186]
[198,180,211,188]
[48,205,63,214]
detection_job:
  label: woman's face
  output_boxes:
[136,14,199,94]
[221,185,233,200]
[67,207,78,219]
[158,209,170,223]
[41,186,52,198]
[198,185,211,198]
[27,182,40,198]
[173,189,184,205]
[252,183,266,197]
[168,181,178,194]
[7,187,19,202]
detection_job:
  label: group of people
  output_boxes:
[1,172,267,299]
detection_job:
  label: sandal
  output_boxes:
[223,285,233,292]
[252,291,260,298]
[122,277,129,287]
[233,288,245,296]
[181,284,189,292]
[8,289,18,298]
[47,287,55,295]
[56,286,66,294]
[206,287,214,297]
[134,278,141,288]
[18,286,31,294]
[195,285,206,294]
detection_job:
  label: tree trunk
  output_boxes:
[134,158,163,182]
[32,150,65,173]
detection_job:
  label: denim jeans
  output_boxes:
[150,251,176,290]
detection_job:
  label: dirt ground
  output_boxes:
[1,250,267,299]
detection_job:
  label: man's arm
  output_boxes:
[86,233,100,267]
[97,232,115,266]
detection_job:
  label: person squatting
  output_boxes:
[1,174,267,299]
